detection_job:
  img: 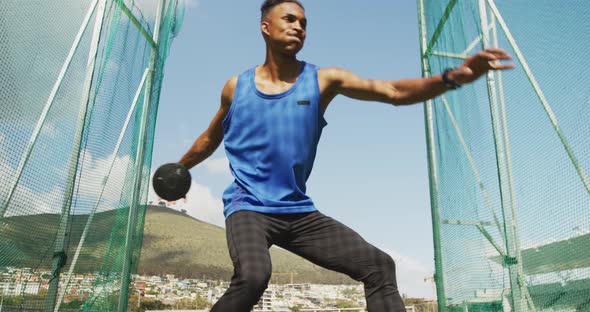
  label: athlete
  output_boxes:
[178,1,514,311]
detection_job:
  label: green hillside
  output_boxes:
[0,206,357,285]
[0,209,129,273]
[139,205,358,285]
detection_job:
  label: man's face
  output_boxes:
[262,3,307,55]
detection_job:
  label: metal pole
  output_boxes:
[477,1,526,311]
[0,0,100,219]
[425,0,458,57]
[54,68,150,311]
[115,0,157,49]
[490,4,538,312]
[486,0,590,195]
[441,95,505,237]
[45,1,107,311]
[118,0,166,310]
[417,0,447,310]
[489,13,517,220]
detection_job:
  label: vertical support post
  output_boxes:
[417,0,447,310]
[54,68,150,312]
[45,0,107,311]
[118,0,166,310]
[476,1,526,311]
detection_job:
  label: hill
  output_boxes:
[139,205,357,285]
[0,206,357,285]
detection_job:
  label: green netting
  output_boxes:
[418,0,590,311]
[0,0,183,310]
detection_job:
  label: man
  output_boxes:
[178,1,513,311]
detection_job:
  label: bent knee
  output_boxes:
[242,270,271,293]
[380,252,396,279]
[364,251,397,287]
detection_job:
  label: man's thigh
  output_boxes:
[225,211,273,275]
[279,211,388,280]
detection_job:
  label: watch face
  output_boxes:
[443,68,460,89]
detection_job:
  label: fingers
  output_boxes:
[490,63,515,70]
[483,48,512,59]
[479,51,511,62]
[477,49,514,70]
[479,51,500,62]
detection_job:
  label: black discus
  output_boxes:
[152,162,191,201]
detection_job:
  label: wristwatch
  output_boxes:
[442,68,461,90]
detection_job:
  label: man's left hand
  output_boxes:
[451,48,515,85]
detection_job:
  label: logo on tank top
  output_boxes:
[297,100,310,105]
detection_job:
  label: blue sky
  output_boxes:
[149,0,436,298]
[0,0,586,303]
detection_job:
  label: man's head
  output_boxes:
[260,0,307,56]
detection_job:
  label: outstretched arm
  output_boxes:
[320,48,514,106]
[179,77,237,169]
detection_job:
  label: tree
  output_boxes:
[342,287,360,298]
[137,299,171,311]
[335,299,357,308]
[195,294,210,309]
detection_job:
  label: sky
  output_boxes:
[147,0,437,299]
[0,0,587,304]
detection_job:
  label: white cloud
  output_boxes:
[0,148,139,217]
[0,144,223,224]
[43,123,59,139]
[383,248,436,300]
[24,186,65,215]
[0,157,65,217]
[74,151,133,212]
[148,178,225,228]
[202,156,230,176]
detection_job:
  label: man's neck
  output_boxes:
[260,50,302,83]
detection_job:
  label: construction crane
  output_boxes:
[272,272,297,284]
[424,275,437,312]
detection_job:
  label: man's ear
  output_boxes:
[261,21,270,37]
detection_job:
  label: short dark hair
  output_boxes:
[260,0,304,20]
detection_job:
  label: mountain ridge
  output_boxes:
[139,205,358,285]
[0,205,357,285]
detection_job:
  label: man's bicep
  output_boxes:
[221,76,238,108]
[207,77,237,142]
[321,67,398,104]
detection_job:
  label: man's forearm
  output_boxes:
[179,135,219,169]
[390,74,452,106]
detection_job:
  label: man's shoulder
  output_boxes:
[221,76,239,104]
[317,66,346,75]
[226,75,239,87]
[303,61,318,68]
[317,67,349,84]
[226,65,258,87]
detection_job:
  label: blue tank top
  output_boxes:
[221,62,327,218]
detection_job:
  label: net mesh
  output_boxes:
[419,0,590,311]
[0,0,183,310]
